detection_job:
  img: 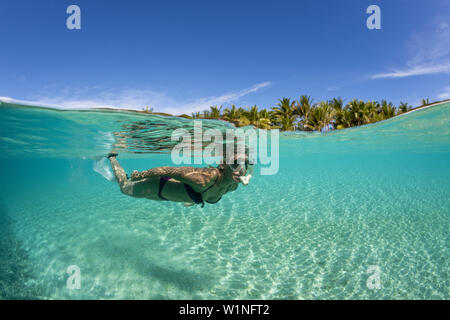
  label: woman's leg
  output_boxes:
[108,155,161,199]
[108,156,134,196]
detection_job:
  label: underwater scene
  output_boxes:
[0,101,449,299]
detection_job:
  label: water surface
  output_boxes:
[0,101,448,299]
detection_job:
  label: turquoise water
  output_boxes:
[0,101,449,299]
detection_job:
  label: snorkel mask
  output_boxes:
[228,159,254,186]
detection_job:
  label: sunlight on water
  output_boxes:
[0,102,449,299]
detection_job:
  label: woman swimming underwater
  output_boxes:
[107,152,253,207]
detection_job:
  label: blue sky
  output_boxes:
[1,0,449,114]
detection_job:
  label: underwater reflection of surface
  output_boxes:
[113,117,234,154]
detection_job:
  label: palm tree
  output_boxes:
[380,100,396,119]
[346,99,368,126]
[278,115,296,131]
[398,102,412,114]
[304,101,334,132]
[335,108,353,129]
[259,108,270,120]
[209,105,222,119]
[237,107,246,118]
[421,98,430,106]
[364,101,380,122]
[202,110,211,119]
[329,97,344,111]
[321,101,335,130]
[255,108,272,129]
[223,105,241,121]
[295,95,314,130]
[329,97,344,129]
[193,94,411,132]
[304,105,324,132]
[271,98,297,131]
[243,105,260,124]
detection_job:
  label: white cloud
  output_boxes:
[438,22,448,31]
[34,89,178,111]
[371,17,450,79]
[0,96,14,102]
[370,63,450,79]
[1,82,272,115]
[164,82,272,114]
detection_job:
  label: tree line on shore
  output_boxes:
[143,97,433,131]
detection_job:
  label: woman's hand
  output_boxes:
[232,170,241,183]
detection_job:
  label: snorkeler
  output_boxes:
[107,152,253,207]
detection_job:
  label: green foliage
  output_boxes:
[304,101,335,132]
[223,105,241,121]
[421,98,430,106]
[209,106,222,119]
[151,95,431,132]
[398,102,412,114]
[271,98,297,131]
[294,95,314,130]
[191,111,201,119]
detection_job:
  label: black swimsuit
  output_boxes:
[158,176,222,207]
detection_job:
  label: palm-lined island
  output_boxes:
[136,97,448,132]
